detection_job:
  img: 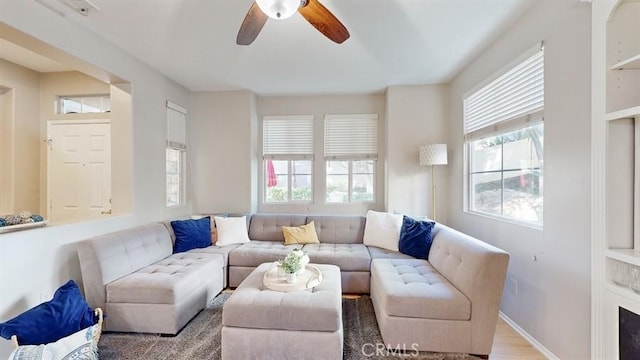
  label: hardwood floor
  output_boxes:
[491,317,547,359]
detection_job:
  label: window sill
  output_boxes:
[464,210,543,231]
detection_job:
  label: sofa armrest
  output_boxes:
[428,225,509,353]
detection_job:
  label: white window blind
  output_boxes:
[263,115,314,159]
[324,114,378,160]
[464,45,544,140]
[167,101,187,149]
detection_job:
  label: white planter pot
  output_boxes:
[286,273,297,283]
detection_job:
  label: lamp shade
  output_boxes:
[419,144,448,166]
[256,0,300,19]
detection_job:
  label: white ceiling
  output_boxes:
[40,0,535,95]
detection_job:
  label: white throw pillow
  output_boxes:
[363,210,403,252]
[215,216,250,246]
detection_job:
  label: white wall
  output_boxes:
[386,85,448,221]
[0,2,193,357]
[191,90,257,214]
[447,1,592,358]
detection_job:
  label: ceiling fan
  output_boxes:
[237,0,350,45]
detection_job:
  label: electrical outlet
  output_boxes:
[509,278,518,295]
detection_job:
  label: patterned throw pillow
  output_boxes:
[8,324,99,360]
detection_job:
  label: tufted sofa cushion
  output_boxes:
[370,258,470,320]
[306,215,365,244]
[229,241,303,267]
[248,214,307,241]
[302,243,371,271]
[106,252,223,304]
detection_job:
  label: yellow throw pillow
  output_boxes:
[283,222,320,245]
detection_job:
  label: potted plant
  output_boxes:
[281,251,303,283]
[291,249,310,274]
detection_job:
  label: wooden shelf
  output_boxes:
[605,106,640,121]
[0,221,48,234]
[611,54,640,70]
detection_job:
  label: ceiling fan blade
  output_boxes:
[298,0,350,44]
[237,2,268,45]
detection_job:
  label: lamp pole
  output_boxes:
[432,165,437,221]
[419,143,448,222]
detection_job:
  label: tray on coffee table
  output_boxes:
[263,262,323,292]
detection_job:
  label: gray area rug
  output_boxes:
[99,293,481,360]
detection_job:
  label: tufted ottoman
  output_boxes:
[370,258,472,353]
[222,263,342,360]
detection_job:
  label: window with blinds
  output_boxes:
[324,114,378,204]
[166,101,186,207]
[464,45,544,226]
[464,44,544,140]
[263,116,314,159]
[262,115,314,203]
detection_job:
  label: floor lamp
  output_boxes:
[419,144,448,221]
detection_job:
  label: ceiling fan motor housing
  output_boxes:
[256,0,301,20]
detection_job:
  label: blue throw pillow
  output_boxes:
[398,216,436,259]
[171,216,212,253]
[0,280,97,345]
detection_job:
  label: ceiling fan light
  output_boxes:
[255,0,300,20]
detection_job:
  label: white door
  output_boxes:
[48,121,111,223]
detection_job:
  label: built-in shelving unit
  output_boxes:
[593,1,640,358]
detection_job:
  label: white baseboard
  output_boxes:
[498,311,559,360]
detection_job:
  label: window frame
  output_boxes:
[463,43,544,227]
[326,159,376,204]
[166,101,187,208]
[324,114,378,205]
[263,159,313,204]
[262,115,314,205]
[465,122,543,227]
[57,94,111,114]
[166,146,185,208]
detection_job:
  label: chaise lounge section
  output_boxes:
[76,222,225,334]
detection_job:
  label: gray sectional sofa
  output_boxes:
[76,213,509,357]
